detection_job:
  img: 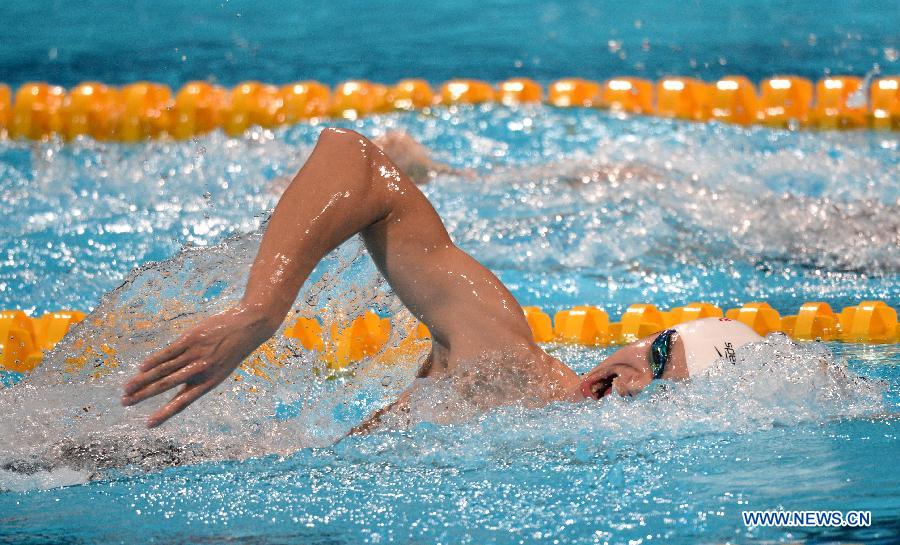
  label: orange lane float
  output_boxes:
[1,309,85,373]
[10,82,66,140]
[389,79,435,110]
[117,82,173,142]
[0,83,10,132]
[62,82,119,140]
[171,81,228,139]
[326,311,391,369]
[870,77,900,130]
[222,81,283,136]
[282,311,392,369]
[810,76,867,129]
[663,302,724,328]
[284,316,325,352]
[330,80,390,119]
[600,77,653,114]
[618,304,667,344]
[2,75,899,141]
[708,76,758,126]
[279,81,331,122]
[655,77,710,121]
[32,310,87,351]
[0,310,36,345]
[440,79,494,105]
[1,329,42,373]
[757,76,814,127]
[497,78,543,105]
[547,78,601,107]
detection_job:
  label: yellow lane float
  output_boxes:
[2,309,85,372]
[781,302,838,341]
[553,306,611,345]
[663,302,724,327]
[725,302,783,336]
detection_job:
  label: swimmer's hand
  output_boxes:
[121,305,276,428]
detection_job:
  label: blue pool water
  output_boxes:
[2,2,900,544]
[1,0,898,89]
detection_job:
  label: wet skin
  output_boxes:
[121,128,682,429]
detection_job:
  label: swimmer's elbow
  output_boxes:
[317,126,363,146]
[300,127,381,196]
[315,127,373,162]
[315,128,379,179]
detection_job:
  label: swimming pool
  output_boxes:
[2,1,900,544]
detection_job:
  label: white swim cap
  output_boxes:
[672,317,763,376]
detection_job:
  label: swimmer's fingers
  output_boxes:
[139,336,192,372]
[122,353,193,397]
[121,360,206,407]
[147,381,214,429]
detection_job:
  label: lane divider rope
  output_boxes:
[0,76,897,142]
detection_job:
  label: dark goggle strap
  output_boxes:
[650,329,676,380]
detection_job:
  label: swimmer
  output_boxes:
[121,128,762,430]
[373,131,464,184]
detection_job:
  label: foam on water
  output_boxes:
[0,219,437,486]
[0,228,887,491]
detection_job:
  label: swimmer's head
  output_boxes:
[579,317,762,400]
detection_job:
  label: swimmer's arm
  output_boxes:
[240,128,532,348]
[123,128,534,428]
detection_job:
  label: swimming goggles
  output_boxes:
[649,329,676,379]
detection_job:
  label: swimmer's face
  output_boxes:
[579,332,690,400]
